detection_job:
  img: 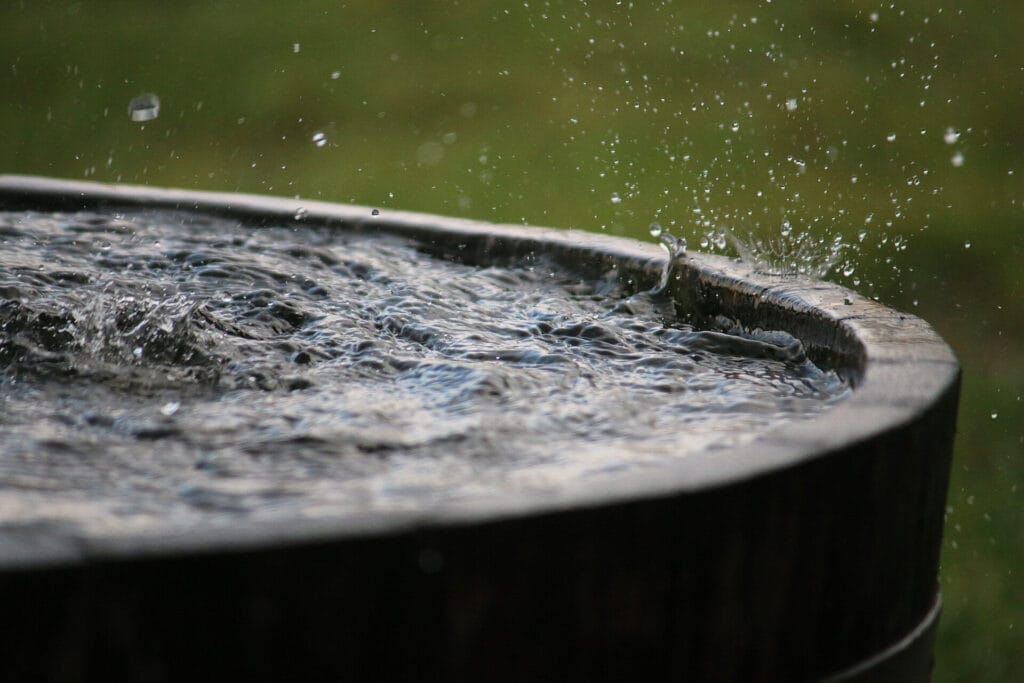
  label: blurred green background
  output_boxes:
[2,1,1020,679]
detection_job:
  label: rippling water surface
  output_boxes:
[0,209,848,537]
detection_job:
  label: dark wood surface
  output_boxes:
[0,176,960,682]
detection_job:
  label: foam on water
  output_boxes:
[0,210,849,536]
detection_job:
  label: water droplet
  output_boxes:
[991,412,999,420]
[730,121,740,132]
[610,192,622,204]
[648,222,663,237]
[128,93,160,122]
[161,401,181,417]
[294,207,308,221]
[371,209,380,216]
[843,264,856,277]
[844,295,853,305]
[951,151,964,167]
[964,241,972,249]
[886,133,896,143]
[869,11,879,22]
[133,346,143,359]
[944,127,960,144]
[331,70,342,80]
[780,220,792,237]
[785,98,798,111]
[312,132,328,148]
[293,42,301,53]
[441,131,458,145]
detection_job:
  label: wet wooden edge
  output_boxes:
[0,175,960,569]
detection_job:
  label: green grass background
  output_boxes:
[2,1,1021,679]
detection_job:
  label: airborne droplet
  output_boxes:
[128,94,160,122]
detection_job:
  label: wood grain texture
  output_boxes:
[0,176,959,682]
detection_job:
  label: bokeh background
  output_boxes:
[2,1,1020,679]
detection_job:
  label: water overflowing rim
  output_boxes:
[0,175,959,568]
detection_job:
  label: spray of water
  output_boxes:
[726,227,847,279]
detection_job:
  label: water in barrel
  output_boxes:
[0,209,848,537]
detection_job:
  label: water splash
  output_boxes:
[71,288,210,371]
[727,226,846,279]
[642,225,688,298]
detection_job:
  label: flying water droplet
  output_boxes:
[964,241,972,249]
[610,192,622,204]
[886,133,896,143]
[312,132,328,148]
[371,209,380,217]
[161,402,181,417]
[294,207,308,221]
[128,94,160,122]
[648,222,663,237]
[951,151,964,167]
[785,98,798,112]
[944,127,960,144]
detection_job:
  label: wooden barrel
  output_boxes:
[0,176,959,682]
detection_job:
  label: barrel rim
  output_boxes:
[0,174,959,571]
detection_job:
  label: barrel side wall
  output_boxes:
[0,374,959,682]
